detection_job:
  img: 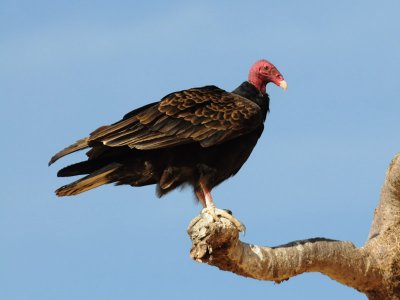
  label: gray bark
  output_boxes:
[187,153,400,299]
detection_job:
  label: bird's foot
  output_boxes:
[201,207,246,233]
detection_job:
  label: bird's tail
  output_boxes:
[49,138,89,166]
[55,163,121,196]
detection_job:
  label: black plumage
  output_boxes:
[49,59,286,208]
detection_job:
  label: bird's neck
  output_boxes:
[232,81,270,120]
[248,74,266,94]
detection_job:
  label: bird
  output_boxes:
[49,59,287,230]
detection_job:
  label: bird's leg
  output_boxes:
[199,182,245,232]
[195,190,207,208]
[202,184,215,209]
[188,189,208,229]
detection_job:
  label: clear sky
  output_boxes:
[1,1,400,299]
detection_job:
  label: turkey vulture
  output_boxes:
[49,59,286,229]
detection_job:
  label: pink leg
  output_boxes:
[199,182,215,208]
[195,190,206,208]
[196,181,245,232]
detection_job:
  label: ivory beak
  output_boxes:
[279,80,288,91]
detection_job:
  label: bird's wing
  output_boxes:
[49,85,263,165]
[90,85,263,150]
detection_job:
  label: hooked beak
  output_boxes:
[279,80,288,91]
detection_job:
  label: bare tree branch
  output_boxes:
[187,152,400,299]
[368,153,400,239]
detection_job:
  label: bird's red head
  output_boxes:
[248,59,287,94]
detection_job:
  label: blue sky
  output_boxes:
[1,1,400,299]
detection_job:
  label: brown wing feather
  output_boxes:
[49,137,89,165]
[50,85,263,164]
[88,85,262,150]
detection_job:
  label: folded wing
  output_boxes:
[49,85,263,164]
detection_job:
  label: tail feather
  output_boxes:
[49,138,89,166]
[57,159,109,177]
[55,163,121,196]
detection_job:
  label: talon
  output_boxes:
[196,182,245,232]
[201,207,219,222]
[222,209,233,215]
[201,207,245,233]
[188,215,203,229]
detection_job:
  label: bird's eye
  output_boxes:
[264,66,270,70]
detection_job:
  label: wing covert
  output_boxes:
[89,85,263,150]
